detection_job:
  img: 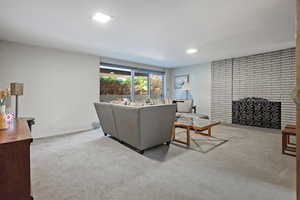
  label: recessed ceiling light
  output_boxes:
[186,48,198,54]
[92,12,112,24]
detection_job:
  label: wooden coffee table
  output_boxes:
[172,117,220,146]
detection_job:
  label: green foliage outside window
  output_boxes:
[100,72,163,98]
[100,77,131,95]
[134,76,148,95]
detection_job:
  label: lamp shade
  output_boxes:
[181,82,192,91]
[10,83,24,96]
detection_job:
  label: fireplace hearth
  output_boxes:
[232,97,281,129]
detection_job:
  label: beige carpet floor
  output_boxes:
[31,124,296,200]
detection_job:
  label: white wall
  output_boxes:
[171,63,211,116]
[0,41,99,138]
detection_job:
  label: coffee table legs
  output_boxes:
[194,127,211,136]
[172,126,213,146]
[172,126,175,141]
[172,125,191,146]
[208,128,211,136]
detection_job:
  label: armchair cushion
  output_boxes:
[176,99,193,113]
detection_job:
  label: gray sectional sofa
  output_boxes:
[94,102,176,154]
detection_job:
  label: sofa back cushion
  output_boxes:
[139,104,176,149]
[112,105,141,148]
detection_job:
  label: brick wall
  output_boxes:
[211,48,296,128]
[211,59,233,123]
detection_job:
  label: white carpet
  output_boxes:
[31,124,296,200]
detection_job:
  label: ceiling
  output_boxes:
[0,0,296,68]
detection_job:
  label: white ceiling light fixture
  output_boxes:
[92,12,112,24]
[186,48,198,55]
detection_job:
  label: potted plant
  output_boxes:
[0,88,10,130]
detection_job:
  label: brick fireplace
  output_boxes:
[211,48,296,128]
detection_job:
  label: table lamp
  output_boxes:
[181,82,192,99]
[10,83,24,119]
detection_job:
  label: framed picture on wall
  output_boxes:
[174,74,189,89]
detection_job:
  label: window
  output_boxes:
[100,67,131,102]
[100,63,165,102]
[134,72,149,100]
[150,74,164,98]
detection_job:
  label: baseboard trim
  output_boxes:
[33,127,99,141]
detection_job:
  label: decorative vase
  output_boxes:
[0,105,8,130]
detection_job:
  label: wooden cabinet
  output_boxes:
[0,120,33,200]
